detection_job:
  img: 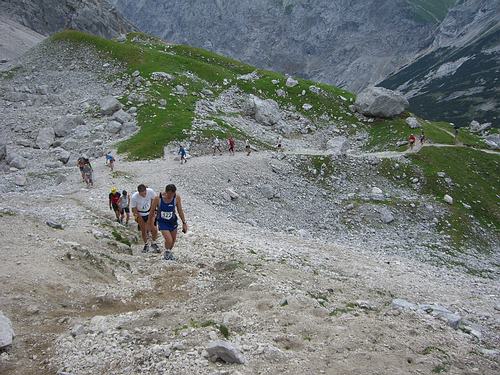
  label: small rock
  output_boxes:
[260,184,275,199]
[371,187,383,195]
[46,221,63,230]
[406,117,421,129]
[443,195,453,205]
[379,208,394,224]
[112,109,132,124]
[391,299,417,310]
[206,341,245,364]
[99,96,122,115]
[106,121,123,134]
[15,175,26,186]
[285,77,298,87]
[70,324,85,338]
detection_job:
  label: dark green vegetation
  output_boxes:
[405,0,457,23]
[363,117,486,151]
[382,27,500,125]
[411,147,500,247]
[175,319,230,339]
[52,30,353,159]
[111,229,131,247]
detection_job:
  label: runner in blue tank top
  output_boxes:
[149,184,188,260]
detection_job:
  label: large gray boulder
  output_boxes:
[469,120,492,133]
[206,341,245,364]
[245,95,281,126]
[36,127,55,149]
[54,115,85,137]
[0,311,14,349]
[99,96,122,115]
[483,134,500,149]
[355,86,409,118]
[326,136,349,157]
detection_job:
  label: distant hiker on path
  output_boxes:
[109,187,121,222]
[227,135,235,156]
[106,152,115,171]
[276,136,283,151]
[82,162,93,188]
[213,137,222,156]
[408,134,416,151]
[131,184,160,253]
[178,145,187,164]
[454,124,460,144]
[119,190,130,225]
[419,130,425,145]
[149,184,188,261]
[245,139,251,156]
[77,156,92,182]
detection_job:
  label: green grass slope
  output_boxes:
[52,30,354,159]
[48,30,498,251]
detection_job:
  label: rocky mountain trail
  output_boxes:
[2,153,500,374]
[0,31,499,374]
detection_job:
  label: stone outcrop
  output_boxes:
[1,0,135,38]
[354,87,409,118]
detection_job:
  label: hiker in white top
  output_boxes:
[213,137,222,156]
[118,190,130,225]
[131,184,159,253]
[245,139,251,156]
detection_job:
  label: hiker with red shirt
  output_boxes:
[227,135,235,156]
[109,187,121,222]
[408,134,416,151]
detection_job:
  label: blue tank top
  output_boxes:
[157,194,177,224]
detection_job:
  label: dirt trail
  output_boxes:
[1,151,499,374]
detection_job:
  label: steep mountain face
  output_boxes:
[380,0,500,125]
[109,0,442,92]
[0,0,135,38]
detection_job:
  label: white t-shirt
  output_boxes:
[131,188,156,216]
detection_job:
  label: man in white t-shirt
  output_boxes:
[131,184,159,253]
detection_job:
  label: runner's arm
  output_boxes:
[148,196,159,224]
[176,194,188,232]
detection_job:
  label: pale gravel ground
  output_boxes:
[1,151,499,375]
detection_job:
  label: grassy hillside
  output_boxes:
[52,31,354,159]
[48,30,498,252]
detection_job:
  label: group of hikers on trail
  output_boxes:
[109,183,188,261]
[408,131,425,151]
[212,135,253,157]
[108,187,131,224]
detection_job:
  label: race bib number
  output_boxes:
[161,211,173,220]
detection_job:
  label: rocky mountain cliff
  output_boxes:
[0,0,135,38]
[109,0,443,92]
[381,0,500,125]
